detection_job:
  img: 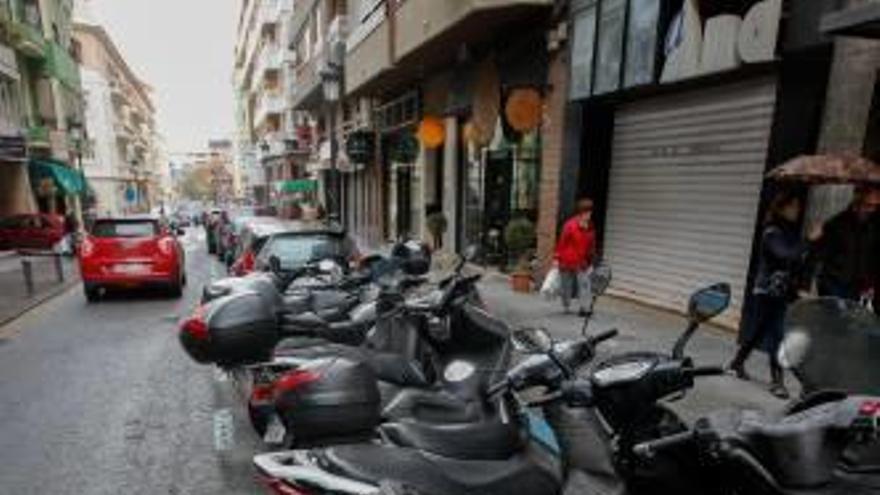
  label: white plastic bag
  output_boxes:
[540,267,561,300]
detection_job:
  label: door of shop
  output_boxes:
[604,78,777,326]
[483,150,513,264]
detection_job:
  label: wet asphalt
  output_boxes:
[0,230,264,494]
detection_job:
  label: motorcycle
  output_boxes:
[626,297,880,495]
[247,246,506,448]
[250,267,622,495]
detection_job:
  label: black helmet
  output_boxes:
[390,240,432,276]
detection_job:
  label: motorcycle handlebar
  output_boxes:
[589,329,619,347]
[633,430,693,458]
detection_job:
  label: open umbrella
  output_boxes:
[767,153,880,185]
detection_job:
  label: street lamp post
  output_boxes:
[320,64,342,223]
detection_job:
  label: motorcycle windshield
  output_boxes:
[782,298,880,395]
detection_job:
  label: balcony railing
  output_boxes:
[44,42,81,90]
[254,91,285,127]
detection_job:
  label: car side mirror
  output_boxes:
[268,255,282,275]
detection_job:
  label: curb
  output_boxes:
[0,270,81,330]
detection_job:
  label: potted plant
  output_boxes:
[504,217,536,293]
[426,211,448,250]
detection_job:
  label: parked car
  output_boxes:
[79,216,186,301]
[253,222,360,274]
[0,213,65,251]
[228,217,297,276]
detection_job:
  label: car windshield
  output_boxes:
[259,235,348,270]
[92,220,158,238]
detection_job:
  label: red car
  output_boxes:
[0,213,65,251]
[79,216,186,302]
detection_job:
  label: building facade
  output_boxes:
[0,0,84,219]
[73,18,160,215]
[233,0,299,206]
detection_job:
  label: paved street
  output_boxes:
[0,230,261,495]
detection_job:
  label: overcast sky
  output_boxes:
[85,0,238,154]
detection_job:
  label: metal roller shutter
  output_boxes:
[604,77,776,327]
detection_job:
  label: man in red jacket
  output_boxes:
[554,198,597,315]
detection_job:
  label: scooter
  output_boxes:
[247,247,503,448]
[252,279,733,495]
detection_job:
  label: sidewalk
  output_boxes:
[477,270,790,420]
[0,253,80,327]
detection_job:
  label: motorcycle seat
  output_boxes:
[282,312,328,330]
[315,443,560,495]
[379,417,522,460]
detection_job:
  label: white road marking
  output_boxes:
[213,408,235,451]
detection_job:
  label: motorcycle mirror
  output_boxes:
[687,283,731,323]
[512,327,554,354]
[590,265,612,297]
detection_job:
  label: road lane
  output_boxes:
[0,229,264,495]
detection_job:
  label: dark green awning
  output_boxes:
[276,179,317,194]
[29,159,87,195]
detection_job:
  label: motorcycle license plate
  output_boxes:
[263,415,286,445]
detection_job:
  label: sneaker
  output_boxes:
[577,308,589,318]
[728,364,751,381]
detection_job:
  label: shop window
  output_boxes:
[594,0,626,95]
[624,0,661,88]
[570,2,597,100]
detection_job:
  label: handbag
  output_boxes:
[540,267,561,300]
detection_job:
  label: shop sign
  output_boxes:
[570,0,782,99]
[0,135,27,162]
[345,130,375,164]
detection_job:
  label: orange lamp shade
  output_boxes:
[418,116,446,149]
[505,88,542,132]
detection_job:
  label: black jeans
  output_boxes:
[732,295,788,382]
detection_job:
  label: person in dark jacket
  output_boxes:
[729,191,820,399]
[813,185,880,302]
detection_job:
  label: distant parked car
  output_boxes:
[253,222,361,274]
[228,217,295,276]
[79,216,186,302]
[0,213,65,251]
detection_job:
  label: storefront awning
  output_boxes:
[822,3,880,38]
[275,179,317,194]
[29,159,87,195]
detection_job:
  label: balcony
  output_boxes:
[289,44,326,111]
[43,42,80,90]
[9,18,46,59]
[254,91,285,128]
[255,44,283,77]
[345,0,552,95]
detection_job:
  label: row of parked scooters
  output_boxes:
[178,241,880,495]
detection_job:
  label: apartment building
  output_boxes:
[0,0,84,218]
[233,0,298,205]
[73,16,160,214]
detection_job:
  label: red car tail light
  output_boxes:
[180,306,209,341]
[274,370,320,396]
[250,383,274,404]
[257,473,313,495]
[80,237,95,258]
[158,237,176,256]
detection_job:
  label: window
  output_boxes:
[624,0,661,88]
[257,234,350,270]
[594,0,626,94]
[570,3,597,100]
[92,220,158,238]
